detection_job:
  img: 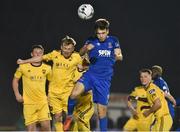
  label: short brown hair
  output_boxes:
[94,18,110,30]
[31,44,44,52]
[61,35,76,46]
[139,68,152,75]
[152,65,163,77]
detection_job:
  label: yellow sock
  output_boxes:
[54,121,63,131]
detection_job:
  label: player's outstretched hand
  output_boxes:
[17,59,24,64]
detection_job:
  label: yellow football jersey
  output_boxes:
[42,50,82,94]
[130,87,153,120]
[146,83,170,118]
[14,63,51,104]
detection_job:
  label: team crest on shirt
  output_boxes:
[149,89,155,94]
[28,70,31,72]
[108,42,113,48]
[42,69,46,74]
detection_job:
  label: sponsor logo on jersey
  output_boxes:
[149,89,155,94]
[98,50,111,57]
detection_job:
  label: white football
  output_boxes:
[78,4,94,20]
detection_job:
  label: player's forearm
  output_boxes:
[79,44,94,56]
[114,48,123,61]
[127,101,135,112]
[149,98,161,113]
[18,56,43,64]
[79,45,88,56]
[12,78,20,97]
[164,92,176,106]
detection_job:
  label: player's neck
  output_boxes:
[31,62,42,67]
[143,82,151,89]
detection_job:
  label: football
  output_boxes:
[78,4,94,20]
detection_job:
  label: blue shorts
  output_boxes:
[78,71,111,105]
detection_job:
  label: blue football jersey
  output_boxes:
[84,36,120,79]
[153,77,175,118]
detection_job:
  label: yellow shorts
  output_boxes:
[152,114,173,131]
[23,102,51,126]
[48,90,72,114]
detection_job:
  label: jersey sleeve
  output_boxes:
[75,53,83,65]
[130,89,137,97]
[112,36,120,49]
[84,37,95,46]
[46,66,52,81]
[14,65,23,79]
[129,88,138,101]
[42,50,55,62]
[160,80,169,93]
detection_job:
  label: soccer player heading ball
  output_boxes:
[64,18,123,131]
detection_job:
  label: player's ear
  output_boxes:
[30,52,33,57]
[72,45,75,51]
[60,44,63,50]
[106,29,109,34]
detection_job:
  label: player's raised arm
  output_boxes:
[143,98,161,117]
[17,45,44,64]
[79,44,94,56]
[17,56,43,64]
[164,92,176,106]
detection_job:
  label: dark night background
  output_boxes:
[0,0,180,128]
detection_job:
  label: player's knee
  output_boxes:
[41,121,51,131]
[70,89,82,99]
[27,124,36,131]
[54,113,63,122]
[97,105,107,118]
[70,82,85,99]
[98,111,107,118]
[70,92,79,99]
